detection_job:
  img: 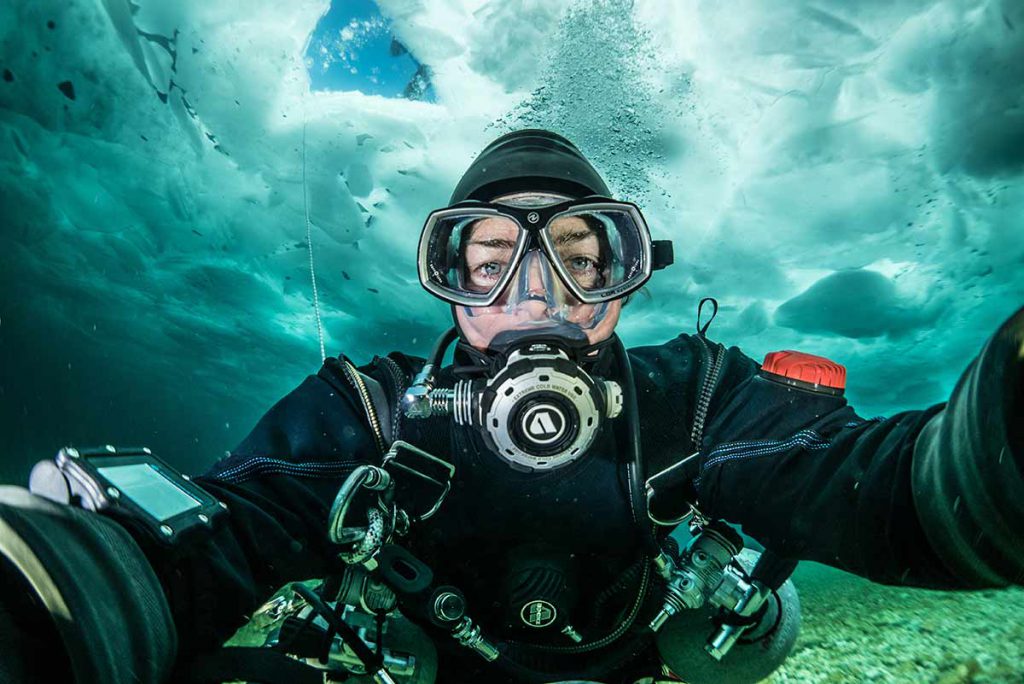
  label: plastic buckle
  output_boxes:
[380,440,455,522]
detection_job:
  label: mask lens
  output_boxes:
[544,207,648,297]
[420,201,652,306]
[422,212,523,301]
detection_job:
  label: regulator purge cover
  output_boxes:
[477,348,606,472]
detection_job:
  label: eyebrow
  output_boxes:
[467,238,517,249]
[552,229,594,246]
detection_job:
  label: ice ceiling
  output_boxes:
[0,0,1022,475]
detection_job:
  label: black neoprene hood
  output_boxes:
[449,129,612,203]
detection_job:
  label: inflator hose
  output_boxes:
[427,327,459,370]
[490,628,653,684]
[612,335,663,559]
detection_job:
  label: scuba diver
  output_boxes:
[0,129,1022,684]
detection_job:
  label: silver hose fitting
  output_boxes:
[428,388,455,415]
[370,668,399,684]
[649,523,743,634]
[705,579,772,661]
[451,617,499,662]
[403,380,473,423]
[649,568,704,632]
[401,364,438,419]
[402,361,477,424]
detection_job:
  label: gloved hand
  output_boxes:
[912,304,1024,586]
[0,486,177,684]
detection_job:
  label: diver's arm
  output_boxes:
[0,358,384,682]
[142,363,382,657]
[695,306,1024,589]
[910,306,1024,586]
[0,487,178,683]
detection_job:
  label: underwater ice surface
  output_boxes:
[0,0,1018,466]
[8,0,1023,471]
[0,1,1023,679]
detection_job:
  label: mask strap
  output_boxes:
[696,297,719,337]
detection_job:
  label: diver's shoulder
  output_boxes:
[316,351,427,398]
[625,333,709,380]
[627,332,761,377]
[372,351,428,375]
[319,350,426,373]
[626,331,714,359]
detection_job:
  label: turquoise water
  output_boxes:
[305,0,435,100]
[1,1,1023,681]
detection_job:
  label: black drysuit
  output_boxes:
[138,309,1022,681]
[3,309,1020,684]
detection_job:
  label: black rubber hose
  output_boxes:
[612,334,663,558]
[290,583,383,674]
[426,326,459,369]
[491,628,652,684]
[591,557,644,625]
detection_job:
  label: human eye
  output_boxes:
[563,254,605,289]
[477,261,505,278]
[567,255,598,273]
[564,254,604,278]
[467,258,509,291]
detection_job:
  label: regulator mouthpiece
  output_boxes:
[403,340,622,472]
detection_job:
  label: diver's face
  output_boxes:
[455,192,623,352]
[463,215,606,294]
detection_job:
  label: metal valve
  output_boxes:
[429,589,499,662]
[649,521,791,662]
[649,522,743,632]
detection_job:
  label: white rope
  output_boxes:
[301,102,327,363]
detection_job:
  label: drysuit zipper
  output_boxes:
[691,336,724,449]
[339,359,388,455]
[376,355,410,444]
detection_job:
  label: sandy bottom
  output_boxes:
[769,563,1024,684]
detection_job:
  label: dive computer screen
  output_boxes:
[97,463,202,521]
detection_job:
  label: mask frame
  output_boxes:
[418,196,673,307]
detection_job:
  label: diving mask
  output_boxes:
[418,196,673,307]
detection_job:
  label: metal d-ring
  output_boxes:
[380,440,455,522]
[328,465,393,556]
[644,454,701,527]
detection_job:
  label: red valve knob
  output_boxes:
[761,351,846,394]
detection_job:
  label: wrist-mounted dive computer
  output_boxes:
[29,445,225,546]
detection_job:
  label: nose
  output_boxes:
[509,250,578,310]
[523,250,548,297]
[505,251,549,319]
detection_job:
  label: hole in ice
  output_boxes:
[305,0,436,102]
